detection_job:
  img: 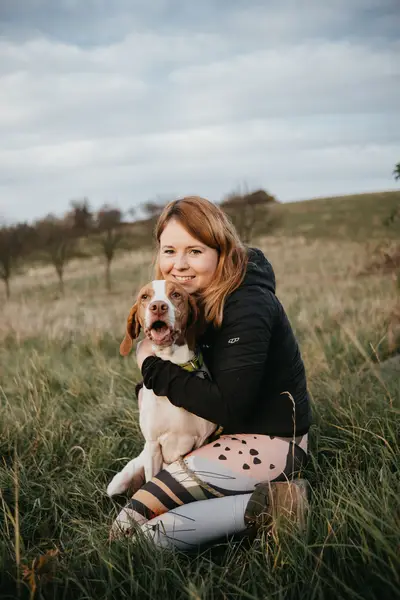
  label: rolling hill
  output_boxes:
[265,190,399,241]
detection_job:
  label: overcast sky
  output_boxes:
[0,0,399,223]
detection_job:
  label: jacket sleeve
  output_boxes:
[141,286,276,430]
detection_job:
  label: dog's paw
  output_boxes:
[107,473,130,497]
[107,459,145,497]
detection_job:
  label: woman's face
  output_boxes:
[158,218,219,294]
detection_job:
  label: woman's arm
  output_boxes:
[141,287,276,430]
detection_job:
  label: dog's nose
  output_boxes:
[149,301,168,316]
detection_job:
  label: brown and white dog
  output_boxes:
[107,279,216,498]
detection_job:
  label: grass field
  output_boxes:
[269,190,400,241]
[1,195,399,599]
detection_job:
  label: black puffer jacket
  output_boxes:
[141,248,312,437]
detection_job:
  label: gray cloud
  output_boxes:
[0,0,399,222]
[2,0,399,43]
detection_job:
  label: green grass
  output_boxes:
[1,232,399,599]
[268,190,400,241]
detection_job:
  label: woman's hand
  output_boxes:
[136,337,155,370]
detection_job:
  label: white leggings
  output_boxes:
[111,433,308,550]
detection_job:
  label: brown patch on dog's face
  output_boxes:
[165,281,198,331]
[164,281,198,348]
[136,284,156,327]
[119,284,155,356]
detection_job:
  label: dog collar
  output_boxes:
[179,351,204,372]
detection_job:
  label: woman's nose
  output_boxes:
[174,253,189,269]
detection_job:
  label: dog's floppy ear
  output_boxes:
[120,303,141,356]
[185,294,201,350]
[186,294,199,330]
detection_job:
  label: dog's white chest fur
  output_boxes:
[140,343,214,464]
[107,343,215,497]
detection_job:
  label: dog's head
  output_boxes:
[120,280,199,356]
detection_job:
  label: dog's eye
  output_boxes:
[171,292,181,299]
[141,294,148,300]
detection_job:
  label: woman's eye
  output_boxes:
[190,249,201,255]
[163,249,174,255]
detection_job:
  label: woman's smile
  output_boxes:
[172,275,196,282]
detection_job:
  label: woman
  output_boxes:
[112,196,312,549]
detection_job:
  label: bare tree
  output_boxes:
[66,198,93,235]
[386,162,400,227]
[0,222,35,299]
[138,195,176,242]
[141,198,167,220]
[0,226,19,300]
[126,207,136,221]
[220,187,277,243]
[34,216,76,294]
[96,205,123,291]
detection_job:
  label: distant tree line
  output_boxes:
[0,188,279,299]
[0,199,127,299]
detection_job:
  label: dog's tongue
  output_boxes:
[150,325,170,343]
